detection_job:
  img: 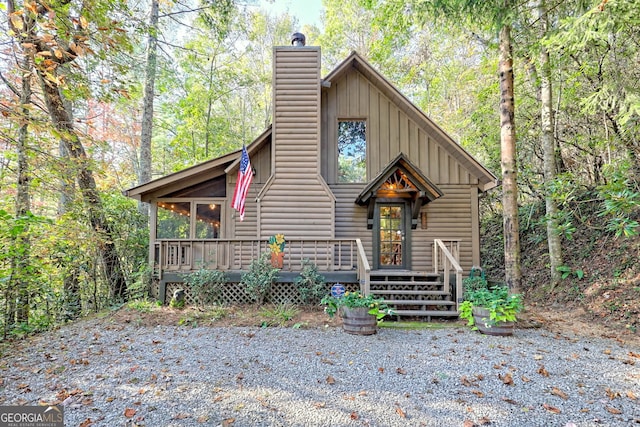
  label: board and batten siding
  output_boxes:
[412,185,479,272]
[331,184,479,272]
[322,68,478,187]
[330,183,372,263]
[258,46,335,240]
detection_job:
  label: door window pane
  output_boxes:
[379,206,403,266]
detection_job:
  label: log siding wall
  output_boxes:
[258,47,335,240]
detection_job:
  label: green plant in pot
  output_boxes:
[459,276,523,336]
[321,290,393,335]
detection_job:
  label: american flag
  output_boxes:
[231,145,253,221]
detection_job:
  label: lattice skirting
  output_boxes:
[160,281,359,306]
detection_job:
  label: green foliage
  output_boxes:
[258,304,300,326]
[182,268,228,307]
[169,295,185,309]
[126,299,158,313]
[459,282,523,329]
[127,265,152,301]
[241,252,280,304]
[462,272,488,300]
[321,290,393,321]
[556,265,585,280]
[597,163,640,238]
[294,259,326,305]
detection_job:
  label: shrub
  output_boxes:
[182,268,228,307]
[294,259,326,305]
[242,251,280,304]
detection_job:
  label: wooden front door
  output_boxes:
[376,203,408,269]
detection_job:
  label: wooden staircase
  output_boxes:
[369,271,459,320]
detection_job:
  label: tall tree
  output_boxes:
[7,0,129,300]
[497,4,521,293]
[363,0,523,292]
[537,0,562,284]
[138,0,159,217]
[13,52,33,324]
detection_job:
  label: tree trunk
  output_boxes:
[13,53,33,325]
[138,0,159,217]
[539,0,563,285]
[37,74,127,301]
[498,22,522,294]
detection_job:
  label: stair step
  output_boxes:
[385,300,456,306]
[370,275,441,280]
[392,309,459,317]
[371,290,449,296]
[370,281,442,287]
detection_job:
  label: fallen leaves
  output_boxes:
[538,365,550,377]
[498,372,514,386]
[542,403,561,414]
[551,387,568,400]
[124,408,136,418]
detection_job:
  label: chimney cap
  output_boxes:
[291,32,306,46]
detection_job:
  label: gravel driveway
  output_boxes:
[1,316,639,427]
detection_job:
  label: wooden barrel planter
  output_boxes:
[472,307,515,336]
[342,307,377,335]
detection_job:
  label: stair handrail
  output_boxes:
[433,239,463,312]
[355,238,371,295]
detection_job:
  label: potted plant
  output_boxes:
[268,234,286,268]
[459,276,523,336]
[321,290,393,335]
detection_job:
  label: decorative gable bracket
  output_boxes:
[355,153,443,229]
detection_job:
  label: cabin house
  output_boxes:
[125,33,498,318]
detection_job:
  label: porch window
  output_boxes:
[338,120,366,183]
[195,203,220,238]
[156,200,224,239]
[157,202,190,239]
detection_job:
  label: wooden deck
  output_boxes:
[153,238,463,316]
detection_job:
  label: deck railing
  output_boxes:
[433,239,463,311]
[355,238,371,295]
[154,239,359,279]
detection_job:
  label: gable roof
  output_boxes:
[125,50,498,202]
[324,51,498,192]
[356,152,443,206]
[124,127,272,202]
[355,153,444,229]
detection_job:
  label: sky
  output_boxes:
[257,0,324,29]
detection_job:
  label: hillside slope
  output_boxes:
[479,198,640,340]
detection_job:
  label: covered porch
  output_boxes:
[152,238,463,318]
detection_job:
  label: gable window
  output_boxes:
[338,120,366,183]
